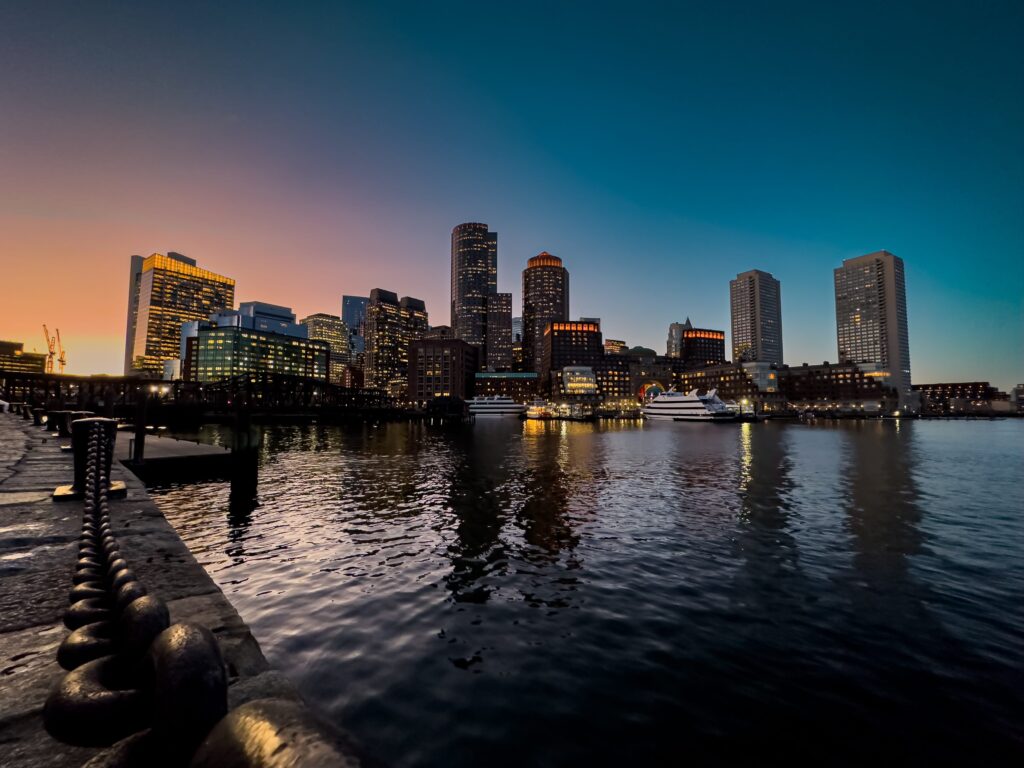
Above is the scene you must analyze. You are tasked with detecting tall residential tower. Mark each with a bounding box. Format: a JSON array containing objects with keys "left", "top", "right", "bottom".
[
  {"left": 522, "top": 252, "right": 569, "bottom": 373},
  {"left": 730, "top": 269, "right": 783, "bottom": 365},
  {"left": 450, "top": 223, "right": 497, "bottom": 351},
  {"left": 834, "top": 250, "right": 911, "bottom": 401}
]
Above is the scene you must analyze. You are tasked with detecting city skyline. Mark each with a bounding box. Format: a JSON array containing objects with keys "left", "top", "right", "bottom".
[{"left": 1, "top": 3, "right": 1022, "bottom": 389}]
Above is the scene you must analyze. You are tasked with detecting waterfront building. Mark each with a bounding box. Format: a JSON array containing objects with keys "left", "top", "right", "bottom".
[
  {"left": 604, "top": 339, "right": 627, "bottom": 355},
  {"left": 300, "top": 313, "right": 351, "bottom": 386},
  {"left": 192, "top": 327, "right": 328, "bottom": 384},
  {"left": 522, "top": 252, "right": 570, "bottom": 373},
  {"left": 450, "top": 223, "right": 498, "bottom": 350},
  {"left": 673, "top": 362, "right": 784, "bottom": 412},
  {"left": 473, "top": 371, "right": 539, "bottom": 403},
  {"left": 408, "top": 338, "right": 479, "bottom": 406},
  {"left": 0, "top": 340, "right": 47, "bottom": 374},
  {"left": 834, "top": 250, "right": 912, "bottom": 403},
  {"left": 594, "top": 355, "right": 634, "bottom": 408},
  {"left": 912, "top": 382, "right": 1010, "bottom": 415},
  {"left": 124, "top": 252, "right": 235, "bottom": 375},
  {"left": 730, "top": 269, "right": 783, "bottom": 364},
  {"left": 485, "top": 293, "right": 513, "bottom": 371},
  {"left": 540, "top": 321, "right": 603, "bottom": 395},
  {"left": 364, "top": 289, "right": 428, "bottom": 399},
  {"left": 552, "top": 366, "right": 601, "bottom": 404},
  {"left": 779, "top": 361, "right": 898, "bottom": 415}
]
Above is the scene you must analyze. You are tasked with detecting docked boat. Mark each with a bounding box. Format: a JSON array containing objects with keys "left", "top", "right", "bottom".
[
  {"left": 468, "top": 395, "right": 527, "bottom": 418},
  {"left": 643, "top": 388, "right": 737, "bottom": 422},
  {"left": 525, "top": 399, "right": 556, "bottom": 420}
]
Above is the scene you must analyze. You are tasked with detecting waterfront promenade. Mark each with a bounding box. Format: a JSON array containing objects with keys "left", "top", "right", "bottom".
[{"left": 0, "top": 415, "right": 298, "bottom": 767}]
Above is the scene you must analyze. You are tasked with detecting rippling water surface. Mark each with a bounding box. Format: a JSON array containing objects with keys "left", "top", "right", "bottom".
[{"left": 150, "top": 419, "right": 1024, "bottom": 765}]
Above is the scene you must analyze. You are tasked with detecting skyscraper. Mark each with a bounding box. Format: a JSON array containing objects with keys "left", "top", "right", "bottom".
[
  {"left": 124, "top": 252, "right": 235, "bottom": 375},
  {"left": 666, "top": 320, "right": 688, "bottom": 358},
  {"left": 730, "top": 269, "right": 783, "bottom": 364},
  {"left": 834, "top": 250, "right": 912, "bottom": 401},
  {"left": 301, "top": 313, "right": 351, "bottom": 385},
  {"left": 364, "top": 289, "right": 428, "bottom": 398},
  {"left": 522, "top": 252, "right": 569, "bottom": 373},
  {"left": 450, "top": 223, "right": 497, "bottom": 354},
  {"left": 485, "top": 293, "right": 513, "bottom": 371},
  {"left": 342, "top": 295, "right": 368, "bottom": 357}
]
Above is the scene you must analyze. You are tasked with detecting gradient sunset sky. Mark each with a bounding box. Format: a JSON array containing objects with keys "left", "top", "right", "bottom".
[{"left": 2, "top": 1, "right": 1022, "bottom": 389}]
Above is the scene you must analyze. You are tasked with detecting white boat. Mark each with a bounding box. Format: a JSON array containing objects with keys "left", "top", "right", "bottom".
[
  {"left": 468, "top": 395, "right": 527, "bottom": 418},
  {"left": 643, "top": 388, "right": 737, "bottom": 422}
]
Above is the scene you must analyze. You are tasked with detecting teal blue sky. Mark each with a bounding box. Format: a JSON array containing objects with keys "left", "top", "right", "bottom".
[{"left": 2, "top": 1, "right": 1022, "bottom": 387}]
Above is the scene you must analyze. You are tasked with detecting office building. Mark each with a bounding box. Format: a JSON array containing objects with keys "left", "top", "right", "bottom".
[
  {"left": 604, "top": 339, "right": 627, "bottom": 355},
  {"left": 450, "top": 223, "right": 497, "bottom": 350},
  {"left": 0, "top": 341, "right": 47, "bottom": 374},
  {"left": 364, "top": 289, "right": 428, "bottom": 398},
  {"left": 779, "top": 362, "right": 898, "bottom": 415},
  {"left": 522, "top": 252, "right": 570, "bottom": 373},
  {"left": 540, "top": 321, "right": 602, "bottom": 395},
  {"left": 424, "top": 325, "right": 453, "bottom": 340},
  {"left": 408, "top": 338, "right": 479, "bottom": 405},
  {"left": 834, "top": 250, "right": 912, "bottom": 402},
  {"left": 912, "top": 382, "right": 1009, "bottom": 415},
  {"left": 667, "top": 319, "right": 726, "bottom": 366},
  {"left": 124, "top": 252, "right": 235, "bottom": 375},
  {"left": 191, "top": 327, "right": 328, "bottom": 384},
  {"left": 730, "top": 269, "right": 783, "bottom": 364},
  {"left": 511, "top": 317, "right": 523, "bottom": 343},
  {"left": 342, "top": 295, "right": 368, "bottom": 359},
  {"left": 485, "top": 293, "right": 513, "bottom": 371},
  {"left": 301, "top": 313, "right": 351, "bottom": 386}
]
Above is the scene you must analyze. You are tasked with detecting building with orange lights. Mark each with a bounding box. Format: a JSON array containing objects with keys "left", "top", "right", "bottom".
[
  {"left": 124, "top": 252, "right": 235, "bottom": 375},
  {"left": 522, "top": 252, "right": 569, "bottom": 373},
  {"left": 540, "top": 321, "right": 602, "bottom": 396}
]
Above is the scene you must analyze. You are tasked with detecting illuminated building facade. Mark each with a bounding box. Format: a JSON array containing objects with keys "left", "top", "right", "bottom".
[
  {"left": 673, "top": 363, "right": 784, "bottom": 412},
  {"left": 300, "top": 313, "right": 351, "bottom": 386},
  {"left": 485, "top": 292, "right": 513, "bottom": 371},
  {"left": 192, "top": 328, "right": 328, "bottom": 384},
  {"left": 594, "top": 356, "right": 634, "bottom": 407},
  {"left": 779, "top": 362, "right": 898, "bottom": 414},
  {"left": 604, "top": 339, "right": 627, "bottom": 355},
  {"left": 522, "top": 252, "right": 570, "bottom": 373},
  {"left": 408, "top": 339, "right": 478, "bottom": 405},
  {"left": 540, "top": 321, "right": 603, "bottom": 395},
  {"left": 451, "top": 223, "right": 497, "bottom": 352},
  {"left": 0, "top": 341, "right": 47, "bottom": 374},
  {"left": 681, "top": 327, "right": 727, "bottom": 367},
  {"left": 834, "top": 250, "right": 911, "bottom": 402},
  {"left": 912, "top": 382, "right": 1009, "bottom": 415},
  {"left": 473, "top": 372, "right": 539, "bottom": 403},
  {"left": 365, "top": 289, "right": 428, "bottom": 398},
  {"left": 124, "top": 252, "right": 235, "bottom": 375},
  {"left": 730, "top": 269, "right": 783, "bottom": 364}
]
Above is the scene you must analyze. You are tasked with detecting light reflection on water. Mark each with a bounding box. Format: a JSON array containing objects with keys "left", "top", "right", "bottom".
[{"left": 150, "top": 419, "right": 1024, "bottom": 766}]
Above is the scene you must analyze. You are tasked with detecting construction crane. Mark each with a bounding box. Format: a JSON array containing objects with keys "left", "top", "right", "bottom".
[
  {"left": 42, "top": 324, "right": 55, "bottom": 374},
  {"left": 56, "top": 329, "right": 67, "bottom": 374}
]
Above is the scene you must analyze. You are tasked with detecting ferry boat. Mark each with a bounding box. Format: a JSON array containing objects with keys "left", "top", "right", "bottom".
[
  {"left": 643, "top": 388, "right": 737, "bottom": 422},
  {"left": 467, "top": 395, "right": 527, "bottom": 418}
]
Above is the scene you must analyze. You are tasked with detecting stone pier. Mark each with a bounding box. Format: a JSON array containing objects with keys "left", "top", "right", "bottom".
[{"left": 0, "top": 415, "right": 299, "bottom": 767}]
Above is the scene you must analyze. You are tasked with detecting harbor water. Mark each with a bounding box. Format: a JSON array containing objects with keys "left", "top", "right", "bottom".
[{"left": 149, "top": 419, "right": 1024, "bottom": 766}]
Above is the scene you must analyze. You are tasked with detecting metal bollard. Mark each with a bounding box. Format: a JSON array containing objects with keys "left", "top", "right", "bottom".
[{"left": 55, "top": 417, "right": 125, "bottom": 501}]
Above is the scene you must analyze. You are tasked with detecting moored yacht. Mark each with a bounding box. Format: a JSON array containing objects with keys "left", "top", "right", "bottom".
[
  {"left": 468, "top": 395, "right": 527, "bottom": 418},
  {"left": 643, "top": 388, "right": 737, "bottom": 422}
]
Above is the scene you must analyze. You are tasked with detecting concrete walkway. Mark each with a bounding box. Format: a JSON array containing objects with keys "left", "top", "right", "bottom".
[{"left": 0, "top": 415, "right": 297, "bottom": 767}]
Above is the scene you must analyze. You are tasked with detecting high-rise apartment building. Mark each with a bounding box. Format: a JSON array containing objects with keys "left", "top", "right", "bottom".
[
  {"left": 301, "top": 313, "right": 351, "bottom": 386},
  {"left": 485, "top": 293, "right": 513, "bottom": 371},
  {"left": 124, "top": 252, "right": 235, "bottom": 375},
  {"left": 365, "top": 289, "right": 428, "bottom": 398},
  {"left": 834, "top": 250, "right": 911, "bottom": 400},
  {"left": 522, "top": 252, "right": 569, "bottom": 374},
  {"left": 450, "top": 223, "right": 497, "bottom": 353},
  {"left": 730, "top": 269, "right": 783, "bottom": 365}
]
